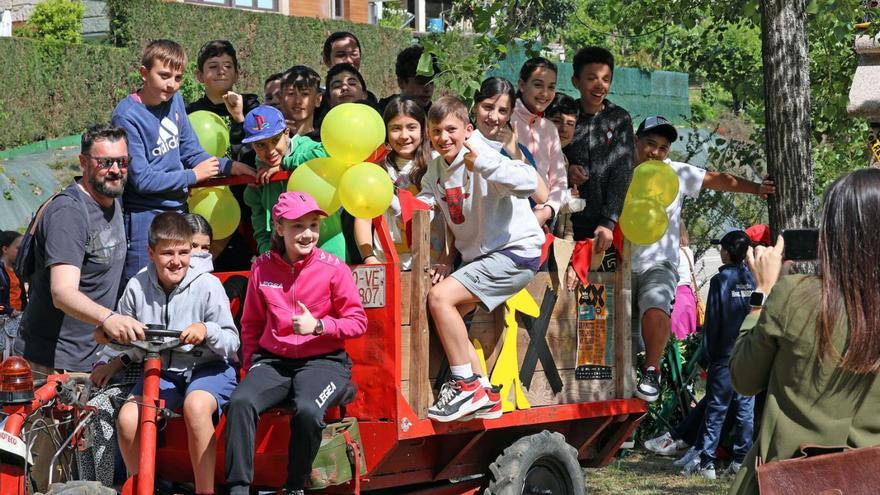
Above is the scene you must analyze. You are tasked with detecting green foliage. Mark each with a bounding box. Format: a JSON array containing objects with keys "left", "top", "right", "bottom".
[
  {"left": 0, "top": 0, "right": 409, "bottom": 150},
  {"left": 378, "top": 0, "right": 412, "bottom": 30},
  {"left": 0, "top": 37, "right": 134, "bottom": 150},
  {"left": 420, "top": 0, "right": 571, "bottom": 104},
  {"left": 106, "top": 0, "right": 409, "bottom": 99},
  {"left": 17, "top": 0, "right": 85, "bottom": 44}
]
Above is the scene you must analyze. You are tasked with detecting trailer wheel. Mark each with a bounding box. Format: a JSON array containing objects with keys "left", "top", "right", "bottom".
[
  {"left": 485, "top": 430, "right": 585, "bottom": 495},
  {"left": 39, "top": 481, "right": 116, "bottom": 495}
]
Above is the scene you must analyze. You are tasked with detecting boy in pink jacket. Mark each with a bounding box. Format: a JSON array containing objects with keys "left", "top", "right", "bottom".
[{"left": 224, "top": 192, "right": 367, "bottom": 495}]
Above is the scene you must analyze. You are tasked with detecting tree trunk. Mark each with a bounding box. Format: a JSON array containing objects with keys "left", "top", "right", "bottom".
[{"left": 760, "top": 0, "right": 817, "bottom": 233}]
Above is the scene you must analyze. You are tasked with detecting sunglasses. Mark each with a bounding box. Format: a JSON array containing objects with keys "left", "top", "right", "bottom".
[{"left": 86, "top": 155, "right": 130, "bottom": 169}]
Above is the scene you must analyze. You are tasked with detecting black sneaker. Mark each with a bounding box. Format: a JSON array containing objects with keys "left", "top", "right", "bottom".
[
  {"left": 280, "top": 489, "right": 305, "bottom": 495},
  {"left": 636, "top": 367, "right": 661, "bottom": 402}
]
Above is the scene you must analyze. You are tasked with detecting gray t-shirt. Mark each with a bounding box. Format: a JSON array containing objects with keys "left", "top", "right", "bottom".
[{"left": 15, "top": 180, "right": 126, "bottom": 371}]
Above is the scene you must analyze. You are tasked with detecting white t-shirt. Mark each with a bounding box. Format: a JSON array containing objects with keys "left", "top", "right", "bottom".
[
  {"left": 677, "top": 246, "right": 695, "bottom": 286},
  {"left": 632, "top": 160, "right": 706, "bottom": 273}
]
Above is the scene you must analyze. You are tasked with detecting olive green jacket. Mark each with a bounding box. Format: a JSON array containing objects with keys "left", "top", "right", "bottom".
[{"left": 729, "top": 274, "right": 880, "bottom": 494}]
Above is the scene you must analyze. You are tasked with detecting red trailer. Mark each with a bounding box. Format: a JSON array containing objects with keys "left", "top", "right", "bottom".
[{"left": 1, "top": 187, "right": 644, "bottom": 495}]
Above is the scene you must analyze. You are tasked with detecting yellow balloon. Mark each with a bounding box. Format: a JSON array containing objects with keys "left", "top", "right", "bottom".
[
  {"left": 619, "top": 197, "right": 669, "bottom": 245},
  {"left": 187, "top": 186, "right": 240, "bottom": 240},
  {"left": 321, "top": 103, "right": 385, "bottom": 164},
  {"left": 287, "top": 157, "right": 348, "bottom": 213},
  {"left": 628, "top": 160, "right": 679, "bottom": 207},
  {"left": 338, "top": 162, "right": 393, "bottom": 219}
]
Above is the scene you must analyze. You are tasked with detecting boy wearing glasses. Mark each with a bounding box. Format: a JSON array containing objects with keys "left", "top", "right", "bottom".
[
  {"left": 14, "top": 123, "right": 147, "bottom": 491},
  {"left": 112, "top": 39, "right": 255, "bottom": 283}
]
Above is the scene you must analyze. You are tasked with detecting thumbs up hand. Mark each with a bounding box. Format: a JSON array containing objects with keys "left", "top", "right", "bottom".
[{"left": 291, "top": 301, "right": 319, "bottom": 335}]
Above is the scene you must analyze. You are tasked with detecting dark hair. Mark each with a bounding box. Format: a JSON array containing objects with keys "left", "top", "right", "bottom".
[
  {"left": 473, "top": 77, "right": 516, "bottom": 107},
  {"left": 282, "top": 65, "right": 321, "bottom": 91},
  {"left": 141, "top": 39, "right": 186, "bottom": 71},
  {"left": 0, "top": 231, "right": 21, "bottom": 250},
  {"left": 544, "top": 93, "right": 578, "bottom": 119},
  {"left": 572, "top": 46, "right": 615, "bottom": 80},
  {"left": 518, "top": 57, "right": 558, "bottom": 83},
  {"left": 264, "top": 72, "right": 284, "bottom": 87},
  {"left": 81, "top": 123, "right": 127, "bottom": 155},
  {"left": 148, "top": 212, "right": 193, "bottom": 249},
  {"left": 196, "top": 40, "right": 239, "bottom": 72},
  {"left": 325, "top": 63, "right": 367, "bottom": 92},
  {"left": 428, "top": 95, "right": 470, "bottom": 126},
  {"left": 395, "top": 45, "right": 439, "bottom": 79},
  {"left": 322, "top": 31, "right": 361, "bottom": 64},
  {"left": 325, "top": 63, "right": 368, "bottom": 108},
  {"left": 817, "top": 168, "right": 880, "bottom": 374},
  {"left": 184, "top": 213, "right": 213, "bottom": 241},
  {"left": 382, "top": 96, "right": 432, "bottom": 189}
]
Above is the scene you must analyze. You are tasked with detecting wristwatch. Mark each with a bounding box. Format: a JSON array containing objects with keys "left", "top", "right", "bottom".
[
  {"left": 313, "top": 319, "right": 324, "bottom": 336},
  {"left": 749, "top": 291, "right": 767, "bottom": 308}
]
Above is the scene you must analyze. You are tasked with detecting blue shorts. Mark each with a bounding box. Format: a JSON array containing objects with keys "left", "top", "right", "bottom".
[{"left": 130, "top": 360, "right": 237, "bottom": 421}]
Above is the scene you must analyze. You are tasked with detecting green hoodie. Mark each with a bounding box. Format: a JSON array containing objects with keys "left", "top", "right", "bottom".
[{"left": 243, "top": 134, "right": 348, "bottom": 261}]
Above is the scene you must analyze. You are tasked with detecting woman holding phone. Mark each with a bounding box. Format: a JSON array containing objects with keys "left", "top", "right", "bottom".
[{"left": 728, "top": 168, "right": 880, "bottom": 494}]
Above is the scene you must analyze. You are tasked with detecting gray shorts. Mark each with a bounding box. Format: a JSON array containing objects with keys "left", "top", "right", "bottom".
[
  {"left": 451, "top": 252, "right": 537, "bottom": 312},
  {"left": 631, "top": 260, "right": 678, "bottom": 355},
  {"left": 632, "top": 260, "right": 679, "bottom": 319}
]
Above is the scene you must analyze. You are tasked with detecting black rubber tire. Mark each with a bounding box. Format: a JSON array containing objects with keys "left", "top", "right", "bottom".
[
  {"left": 485, "top": 430, "right": 585, "bottom": 495},
  {"left": 39, "top": 480, "right": 116, "bottom": 495}
]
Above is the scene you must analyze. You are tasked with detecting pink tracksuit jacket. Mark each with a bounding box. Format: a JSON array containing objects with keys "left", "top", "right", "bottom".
[
  {"left": 512, "top": 98, "right": 569, "bottom": 215},
  {"left": 240, "top": 248, "right": 367, "bottom": 369}
]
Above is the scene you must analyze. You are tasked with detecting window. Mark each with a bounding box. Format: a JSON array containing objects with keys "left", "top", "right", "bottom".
[
  {"left": 330, "top": 0, "right": 344, "bottom": 18},
  {"left": 186, "top": 0, "right": 279, "bottom": 11}
]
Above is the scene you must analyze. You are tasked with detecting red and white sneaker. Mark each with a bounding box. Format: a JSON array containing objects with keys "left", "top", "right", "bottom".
[
  {"left": 427, "top": 376, "right": 489, "bottom": 422},
  {"left": 461, "top": 385, "right": 503, "bottom": 421}
]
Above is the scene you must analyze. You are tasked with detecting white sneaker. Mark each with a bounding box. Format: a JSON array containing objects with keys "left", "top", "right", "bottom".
[
  {"left": 727, "top": 461, "right": 743, "bottom": 475},
  {"left": 673, "top": 447, "right": 700, "bottom": 467},
  {"left": 681, "top": 458, "right": 716, "bottom": 480},
  {"left": 644, "top": 432, "right": 689, "bottom": 456}
]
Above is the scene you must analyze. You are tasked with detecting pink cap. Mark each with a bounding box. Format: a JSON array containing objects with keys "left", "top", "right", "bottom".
[{"left": 272, "top": 192, "right": 327, "bottom": 221}]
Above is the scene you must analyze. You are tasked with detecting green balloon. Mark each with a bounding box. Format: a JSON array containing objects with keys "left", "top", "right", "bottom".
[{"left": 189, "top": 111, "right": 230, "bottom": 157}]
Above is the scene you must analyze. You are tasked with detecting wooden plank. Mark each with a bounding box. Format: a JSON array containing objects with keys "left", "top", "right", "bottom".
[
  {"left": 614, "top": 241, "right": 634, "bottom": 399},
  {"left": 521, "top": 369, "right": 617, "bottom": 406},
  {"left": 400, "top": 273, "right": 411, "bottom": 326},
  {"left": 407, "top": 210, "right": 432, "bottom": 418}
]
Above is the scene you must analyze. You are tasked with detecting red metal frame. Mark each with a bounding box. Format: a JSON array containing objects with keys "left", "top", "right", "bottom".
[
  {"left": 121, "top": 355, "right": 164, "bottom": 495},
  {"left": 1, "top": 374, "right": 69, "bottom": 495}
]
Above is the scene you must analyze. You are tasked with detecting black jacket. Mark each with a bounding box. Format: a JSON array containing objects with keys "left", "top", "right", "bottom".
[{"left": 564, "top": 99, "right": 635, "bottom": 240}]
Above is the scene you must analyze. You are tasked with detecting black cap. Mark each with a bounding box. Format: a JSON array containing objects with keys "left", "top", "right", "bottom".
[
  {"left": 636, "top": 115, "right": 678, "bottom": 143},
  {"left": 710, "top": 230, "right": 751, "bottom": 261}
]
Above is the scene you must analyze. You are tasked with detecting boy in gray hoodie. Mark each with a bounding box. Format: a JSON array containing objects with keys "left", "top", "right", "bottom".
[
  {"left": 418, "top": 96, "right": 544, "bottom": 423},
  {"left": 115, "top": 212, "right": 239, "bottom": 494}
]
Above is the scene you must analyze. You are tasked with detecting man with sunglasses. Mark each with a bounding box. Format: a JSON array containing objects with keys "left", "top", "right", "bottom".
[
  {"left": 16, "top": 123, "right": 146, "bottom": 375},
  {"left": 14, "top": 123, "right": 147, "bottom": 490}
]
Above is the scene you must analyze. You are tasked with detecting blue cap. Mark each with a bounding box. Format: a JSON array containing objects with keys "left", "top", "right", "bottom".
[{"left": 241, "top": 105, "right": 286, "bottom": 144}]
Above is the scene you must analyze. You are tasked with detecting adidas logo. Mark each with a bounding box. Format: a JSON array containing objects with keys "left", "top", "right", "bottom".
[{"left": 151, "top": 116, "right": 180, "bottom": 157}]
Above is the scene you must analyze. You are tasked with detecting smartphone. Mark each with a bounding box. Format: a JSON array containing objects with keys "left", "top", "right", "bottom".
[{"left": 782, "top": 229, "right": 819, "bottom": 261}]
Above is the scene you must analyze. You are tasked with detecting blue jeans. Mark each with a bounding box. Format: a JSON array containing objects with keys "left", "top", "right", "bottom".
[
  {"left": 123, "top": 209, "right": 181, "bottom": 284},
  {"left": 699, "top": 363, "right": 754, "bottom": 464}
]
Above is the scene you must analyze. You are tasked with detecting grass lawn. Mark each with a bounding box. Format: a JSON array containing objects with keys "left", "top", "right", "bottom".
[{"left": 585, "top": 451, "right": 732, "bottom": 495}]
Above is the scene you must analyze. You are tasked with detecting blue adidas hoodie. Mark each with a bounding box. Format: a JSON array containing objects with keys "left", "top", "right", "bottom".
[
  {"left": 703, "top": 263, "right": 755, "bottom": 364},
  {"left": 112, "top": 92, "right": 232, "bottom": 212}
]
